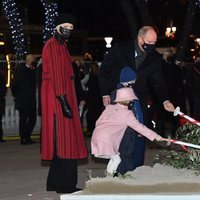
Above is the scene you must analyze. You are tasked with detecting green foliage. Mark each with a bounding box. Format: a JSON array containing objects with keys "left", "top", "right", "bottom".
[
  {"left": 117, "top": 172, "right": 134, "bottom": 180},
  {"left": 87, "top": 169, "right": 93, "bottom": 179},
  {"left": 155, "top": 123, "right": 200, "bottom": 173}
]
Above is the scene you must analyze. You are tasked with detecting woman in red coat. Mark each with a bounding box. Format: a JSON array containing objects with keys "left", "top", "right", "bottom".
[{"left": 41, "top": 14, "right": 88, "bottom": 193}]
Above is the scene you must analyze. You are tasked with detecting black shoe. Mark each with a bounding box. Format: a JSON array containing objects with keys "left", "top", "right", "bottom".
[
  {"left": 20, "top": 139, "right": 32, "bottom": 145},
  {"left": 113, "top": 172, "right": 119, "bottom": 177},
  {"left": 21, "top": 138, "right": 36, "bottom": 145},
  {"left": 27, "top": 138, "right": 36, "bottom": 144}
]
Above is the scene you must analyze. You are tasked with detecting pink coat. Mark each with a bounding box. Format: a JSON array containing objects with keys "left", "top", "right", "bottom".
[{"left": 91, "top": 103, "right": 158, "bottom": 156}]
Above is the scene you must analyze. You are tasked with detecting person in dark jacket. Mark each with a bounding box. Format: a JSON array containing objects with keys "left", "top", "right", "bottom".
[
  {"left": 99, "top": 26, "right": 175, "bottom": 174},
  {"left": 160, "top": 50, "right": 185, "bottom": 135},
  {"left": 179, "top": 56, "right": 200, "bottom": 121},
  {"left": 72, "top": 60, "right": 86, "bottom": 119},
  {"left": 36, "top": 57, "right": 42, "bottom": 117},
  {"left": 191, "top": 58, "right": 200, "bottom": 121},
  {"left": 0, "top": 68, "right": 7, "bottom": 142},
  {"left": 86, "top": 62, "right": 103, "bottom": 135},
  {"left": 12, "top": 54, "right": 37, "bottom": 145}
]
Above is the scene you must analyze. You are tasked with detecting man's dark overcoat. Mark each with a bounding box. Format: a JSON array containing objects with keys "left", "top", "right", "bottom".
[
  {"left": 99, "top": 40, "right": 169, "bottom": 117},
  {"left": 11, "top": 64, "right": 36, "bottom": 111}
]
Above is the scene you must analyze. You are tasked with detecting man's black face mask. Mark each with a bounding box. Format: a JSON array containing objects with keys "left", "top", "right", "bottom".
[
  {"left": 59, "top": 26, "right": 71, "bottom": 39},
  {"left": 142, "top": 42, "right": 155, "bottom": 54}
]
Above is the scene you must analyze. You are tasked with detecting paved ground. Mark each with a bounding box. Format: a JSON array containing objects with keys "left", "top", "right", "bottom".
[{"left": 0, "top": 137, "right": 162, "bottom": 200}]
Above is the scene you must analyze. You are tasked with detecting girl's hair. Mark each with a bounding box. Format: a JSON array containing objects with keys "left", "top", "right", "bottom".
[{"left": 118, "top": 101, "right": 130, "bottom": 106}]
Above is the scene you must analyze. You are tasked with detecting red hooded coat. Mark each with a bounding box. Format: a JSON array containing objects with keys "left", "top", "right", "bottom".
[{"left": 41, "top": 37, "right": 87, "bottom": 160}]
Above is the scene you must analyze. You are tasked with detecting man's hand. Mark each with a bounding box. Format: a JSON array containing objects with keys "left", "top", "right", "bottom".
[
  {"left": 163, "top": 100, "right": 175, "bottom": 112},
  {"left": 102, "top": 96, "right": 111, "bottom": 107}
]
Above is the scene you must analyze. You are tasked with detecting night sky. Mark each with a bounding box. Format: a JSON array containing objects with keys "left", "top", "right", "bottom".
[
  {"left": 16, "top": 0, "right": 200, "bottom": 40},
  {"left": 25, "top": 0, "right": 128, "bottom": 38}
]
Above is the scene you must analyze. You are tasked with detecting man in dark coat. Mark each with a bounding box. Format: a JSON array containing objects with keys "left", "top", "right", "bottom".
[
  {"left": 99, "top": 26, "right": 175, "bottom": 174},
  {"left": 179, "top": 56, "right": 200, "bottom": 121},
  {"left": 191, "top": 59, "right": 200, "bottom": 121},
  {"left": 0, "top": 68, "right": 7, "bottom": 142},
  {"left": 160, "top": 50, "right": 185, "bottom": 135},
  {"left": 41, "top": 14, "right": 88, "bottom": 193},
  {"left": 86, "top": 62, "right": 103, "bottom": 134},
  {"left": 12, "top": 54, "right": 37, "bottom": 145}
]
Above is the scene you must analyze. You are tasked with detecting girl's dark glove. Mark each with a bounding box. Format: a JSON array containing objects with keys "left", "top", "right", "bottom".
[{"left": 57, "top": 95, "right": 72, "bottom": 118}]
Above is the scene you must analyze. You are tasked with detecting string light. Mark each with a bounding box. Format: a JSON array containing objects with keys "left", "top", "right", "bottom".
[
  {"left": 41, "top": 0, "right": 58, "bottom": 43},
  {"left": 196, "top": 0, "right": 200, "bottom": 6},
  {"left": 2, "top": 0, "right": 27, "bottom": 60}
]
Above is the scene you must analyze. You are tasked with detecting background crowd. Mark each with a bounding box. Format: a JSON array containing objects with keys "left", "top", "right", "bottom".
[{"left": 0, "top": 49, "right": 200, "bottom": 143}]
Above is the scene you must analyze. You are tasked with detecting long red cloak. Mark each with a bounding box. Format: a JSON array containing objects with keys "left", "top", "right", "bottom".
[{"left": 41, "top": 37, "right": 88, "bottom": 160}]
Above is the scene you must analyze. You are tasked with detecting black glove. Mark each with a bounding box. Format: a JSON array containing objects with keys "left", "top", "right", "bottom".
[{"left": 57, "top": 95, "right": 72, "bottom": 118}]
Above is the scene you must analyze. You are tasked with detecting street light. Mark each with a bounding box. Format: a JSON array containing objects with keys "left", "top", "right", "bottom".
[
  {"left": 104, "top": 37, "right": 113, "bottom": 48},
  {"left": 165, "top": 26, "right": 176, "bottom": 39},
  {"left": 196, "top": 38, "right": 200, "bottom": 45}
]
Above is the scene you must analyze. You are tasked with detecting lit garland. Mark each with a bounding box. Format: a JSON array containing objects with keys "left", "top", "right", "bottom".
[
  {"left": 2, "top": 0, "right": 27, "bottom": 60},
  {"left": 196, "top": 0, "right": 200, "bottom": 6},
  {"left": 41, "top": 0, "right": 58, "bottom": 42}
]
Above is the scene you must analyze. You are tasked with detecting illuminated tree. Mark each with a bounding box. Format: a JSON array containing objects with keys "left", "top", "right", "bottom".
[
  {"left": 41, "top": 0, "right": 58, "bottom": 43},
  {"left": 2, "top": 0, "right": 27, "bottom": 60}
]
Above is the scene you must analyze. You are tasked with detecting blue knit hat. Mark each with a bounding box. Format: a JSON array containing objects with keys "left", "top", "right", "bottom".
[{"left": 120, "top": 66, "right": 137, "bottom": 83}]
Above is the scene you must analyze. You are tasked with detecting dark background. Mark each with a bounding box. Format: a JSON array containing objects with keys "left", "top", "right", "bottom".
[
  {"left": 17, "top": 0, "right": 200, "bottom": 39},
  {"left": 1, "top": 0, "right": 199, "bottom": 58}
]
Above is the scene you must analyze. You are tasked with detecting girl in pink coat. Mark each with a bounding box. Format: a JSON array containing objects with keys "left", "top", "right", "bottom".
[{"left": 91, "top": 87, "right": 164, "bottom": 175}]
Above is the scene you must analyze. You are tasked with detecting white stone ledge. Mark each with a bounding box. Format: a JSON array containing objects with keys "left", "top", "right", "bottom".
[{"left": 60, "top": 194, "right": 200, "bottom": 200}]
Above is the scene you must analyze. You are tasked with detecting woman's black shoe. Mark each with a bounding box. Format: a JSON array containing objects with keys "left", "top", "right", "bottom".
[
  {"left": 27, "top": 138, "right": 36, "bottom": 144},
  {"left": 20, "top": 139, "right": 31, "bottom": 145},
  {"left": 21, "top": 138, "right": 36, "bottom": 145}
]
